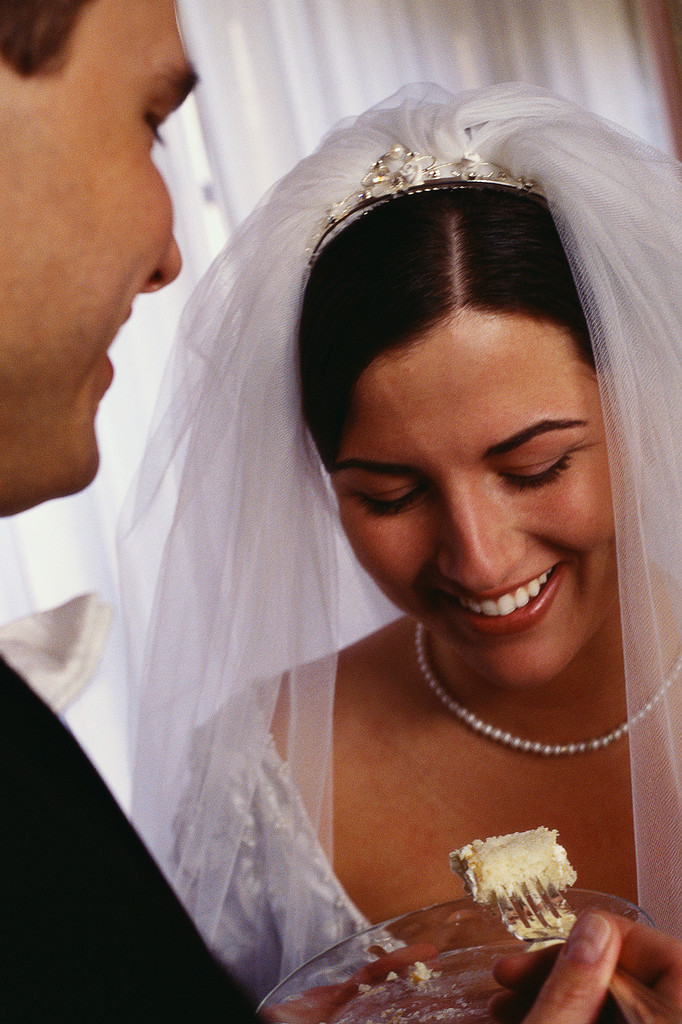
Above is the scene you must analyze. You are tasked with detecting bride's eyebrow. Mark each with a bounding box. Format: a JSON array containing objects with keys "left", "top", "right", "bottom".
[
  {"left": 333, "top": 420, "right": 588, "bottom": 472},
  {"left": 332, "top": 458, "right": 415, "bottom": 475},
  {"left": 486, "top": 419, "right": 587, "bottom": 457}
]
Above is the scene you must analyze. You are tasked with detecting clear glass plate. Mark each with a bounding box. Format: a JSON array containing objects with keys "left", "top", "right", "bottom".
[{"left": 260, "top": 890, "right": 652, "bottom": 1023}]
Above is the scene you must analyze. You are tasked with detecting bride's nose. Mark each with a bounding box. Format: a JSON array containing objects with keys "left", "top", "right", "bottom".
[{"left": 435, "top": 485, "right": 525, "bottom": 594}]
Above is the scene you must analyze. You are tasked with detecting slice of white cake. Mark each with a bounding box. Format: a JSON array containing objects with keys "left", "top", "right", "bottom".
[{"left": 449, "top": 827, "right": 577, "bottom": 905}]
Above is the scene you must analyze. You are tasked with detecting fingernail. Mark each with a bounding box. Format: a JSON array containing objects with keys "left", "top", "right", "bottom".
[{"left": 564, "top": 912, "right": 611, "bottom": 965}]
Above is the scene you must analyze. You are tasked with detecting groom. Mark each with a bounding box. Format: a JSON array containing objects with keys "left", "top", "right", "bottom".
[{"left": 0, "top": 0, "right": 257, "bottom": 1018}]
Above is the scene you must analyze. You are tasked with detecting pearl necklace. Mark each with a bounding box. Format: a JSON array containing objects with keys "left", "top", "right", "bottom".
[{"left": 414, "top": 622, "right": 682, "bottom": 757}]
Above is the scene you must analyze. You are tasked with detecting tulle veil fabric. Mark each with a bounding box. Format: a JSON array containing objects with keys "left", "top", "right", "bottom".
[{"left": 119, "top": 83, "right": 682, "bottom": 983}]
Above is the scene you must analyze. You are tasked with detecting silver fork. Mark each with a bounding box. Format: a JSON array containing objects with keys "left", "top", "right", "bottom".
[
  {"left": 494, "top": 880, "right": 682, "bottom": 1024},
  {"left": 494, "top": 879, "right": 576, "bottom": 943}
]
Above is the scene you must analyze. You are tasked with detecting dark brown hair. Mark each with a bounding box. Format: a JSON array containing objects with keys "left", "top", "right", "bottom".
[
  {"left": 0, "top": 0, "right": 94, "bottom": 75},
  {"left": 299, "top": 187, "right": 592, "bottom": 470}
]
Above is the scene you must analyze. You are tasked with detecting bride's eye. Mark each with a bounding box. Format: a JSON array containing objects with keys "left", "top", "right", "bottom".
[
  {"left": 359, "top": 484, "right": 427, "bottom": 515},
  {"left": 503, "top": 453, "right": 573, "bottom": 491}
]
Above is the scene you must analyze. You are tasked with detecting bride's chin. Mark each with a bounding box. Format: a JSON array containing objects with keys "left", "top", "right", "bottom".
[{"left": 428, "top": 622, "right": 579, "bottom": 696}]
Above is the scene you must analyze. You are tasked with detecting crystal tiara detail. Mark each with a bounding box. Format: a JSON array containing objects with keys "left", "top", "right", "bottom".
[{"left": 307, "top": 143, "right": 544, "bottom": 262}]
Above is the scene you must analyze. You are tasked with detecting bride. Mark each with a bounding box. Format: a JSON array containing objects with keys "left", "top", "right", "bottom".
[{"left": 120, "top": 83, "right": 682, "bottom": 1001}]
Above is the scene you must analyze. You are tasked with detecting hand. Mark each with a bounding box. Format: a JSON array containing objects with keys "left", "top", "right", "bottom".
[
  {"left": 490, "top": 910, "right": 682, "bottom": 1024},
  {"left": 260, "top": 942, "right": 439, "bottom": 1023}
]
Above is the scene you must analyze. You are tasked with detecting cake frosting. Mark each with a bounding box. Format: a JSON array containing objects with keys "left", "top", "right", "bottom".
[{"left": 449, "top": 827, "right": 577, "bottom": 905}]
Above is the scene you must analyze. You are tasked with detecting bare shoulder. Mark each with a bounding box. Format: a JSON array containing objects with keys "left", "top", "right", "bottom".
[
  {"left": 273, "top": 616, "right": 421, "bottom": 753},
  {"left": 336, "top": 616, "right": 423, "bottom": 708},
  {"left": 339, "top": 615, "right": 412, "bottom": 670}
]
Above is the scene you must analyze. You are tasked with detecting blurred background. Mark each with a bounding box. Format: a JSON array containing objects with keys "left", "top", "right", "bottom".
[{"left": 2, "top": 0, "right": 679, "bottom": 808}]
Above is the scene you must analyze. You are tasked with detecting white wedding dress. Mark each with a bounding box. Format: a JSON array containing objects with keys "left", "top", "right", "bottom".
[{"left": 173, "top": 736, "right": 369, "bottom": 1001}]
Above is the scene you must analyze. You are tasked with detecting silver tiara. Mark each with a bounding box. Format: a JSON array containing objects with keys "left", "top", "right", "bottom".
[{"left": 307, "top": 143, "right": 543, "bottom": 262}]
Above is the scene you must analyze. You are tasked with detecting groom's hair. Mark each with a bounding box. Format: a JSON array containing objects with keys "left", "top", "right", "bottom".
[{"left": 0, "top": 0, "right": 95, "bottom": 75}]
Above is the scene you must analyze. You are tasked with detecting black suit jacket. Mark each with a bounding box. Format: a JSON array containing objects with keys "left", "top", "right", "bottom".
[{"left": 0, "top": 657, "right": 259, "bottom": 1021}]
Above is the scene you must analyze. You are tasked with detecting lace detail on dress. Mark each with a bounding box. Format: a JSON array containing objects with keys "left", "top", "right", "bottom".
[{"left": 173, "top": 735, "right": 369, "bottom": 1002}]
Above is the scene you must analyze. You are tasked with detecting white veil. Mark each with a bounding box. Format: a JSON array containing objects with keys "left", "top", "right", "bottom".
[{"left": 120, "top": 84, "right": 682, "bottom": 990}]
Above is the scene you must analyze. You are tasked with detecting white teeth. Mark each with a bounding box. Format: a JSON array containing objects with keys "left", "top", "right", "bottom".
[
  {"left": 459, "top": 570, "right": 551, "bottom": 617},
  {"left": 497, "top": 594, "right": 517, "bottom": 616}
]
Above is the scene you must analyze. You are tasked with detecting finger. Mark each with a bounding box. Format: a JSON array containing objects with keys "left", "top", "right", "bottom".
[
  {"left": 514, "top": 911, "right": 621, "bottom": 1024},
  {"left": 354, "top": 942, "right": 440, "bottom": 985},
  {"left": 493, "top": 944, "right": 561, "bottom": 994},
  {"left": 261, "top": 982, "right": 353, "bottom": 1023},
  {"left": 489, "top": 987, "right": 535, "bottom": 1024},
  {"left": 263, "top": 942, "right": 441, "bottom": 1023},
  {"left": 616, "top": 919, "right": 682, "bottom": 1006}
]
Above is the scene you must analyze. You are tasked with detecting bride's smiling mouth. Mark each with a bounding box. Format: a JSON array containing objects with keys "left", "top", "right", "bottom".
[
  {"left": 433, "top": 565, "right": 562, "bottom": 635},
  {"left": 456, "top": 566, "right": 556, "bottom": 617}
]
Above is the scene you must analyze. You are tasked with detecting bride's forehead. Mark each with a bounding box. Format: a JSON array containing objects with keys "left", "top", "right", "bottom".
[
  {"left": 345, "top": 318, "right": 597, "bottom": 448},
  {"left": 356, "top": 310, "right": 585, "bottom": 391}
]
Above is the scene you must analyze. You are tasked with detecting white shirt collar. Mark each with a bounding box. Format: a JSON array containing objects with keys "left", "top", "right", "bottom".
[{"left": 0, "top": 594, "right": 112, "bottom": 713}]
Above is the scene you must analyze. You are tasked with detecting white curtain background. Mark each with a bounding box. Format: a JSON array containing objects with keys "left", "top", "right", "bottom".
[{"left": 0, "top": 0, "right": 671, "bottom": 810}]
